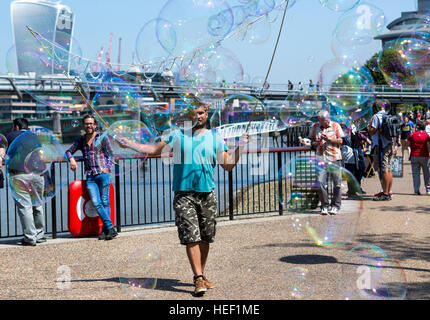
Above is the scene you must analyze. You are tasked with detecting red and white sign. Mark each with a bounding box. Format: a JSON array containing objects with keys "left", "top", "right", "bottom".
[{"left": 68, "top": 180, "right": 115, "bottom": 237}]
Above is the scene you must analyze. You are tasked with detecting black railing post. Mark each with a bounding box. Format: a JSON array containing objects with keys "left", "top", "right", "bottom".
[
  {"left": 115, "top": 163, "right": 121, "bottom": 232},
  {"left": 228, "top": 170, "right": 234, "bottom": 220},
  {"left": 277, "top": 151, "right": 283, "bottom": 216},
  {"left": 51, "top": 163, "right": 57, "bottom": 239}
]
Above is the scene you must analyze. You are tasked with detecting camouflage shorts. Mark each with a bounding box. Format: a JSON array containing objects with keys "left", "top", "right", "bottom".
[{"left": 173, "top": 191, "right": 218, "bottom": 245}]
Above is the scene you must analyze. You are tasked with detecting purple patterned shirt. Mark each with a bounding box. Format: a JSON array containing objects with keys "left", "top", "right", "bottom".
[{"left": 66, "top": 133, "right": 114, "bottom": 176}]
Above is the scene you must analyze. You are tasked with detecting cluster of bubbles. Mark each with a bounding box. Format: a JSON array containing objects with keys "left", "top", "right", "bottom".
[{"left": 0, "top": 0, "right": 416, "bottom": 300}]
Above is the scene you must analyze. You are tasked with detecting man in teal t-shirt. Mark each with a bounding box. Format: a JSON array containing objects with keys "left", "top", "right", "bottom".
[{"left": 125, "top": 104, "right": 249, "bottom": 296}]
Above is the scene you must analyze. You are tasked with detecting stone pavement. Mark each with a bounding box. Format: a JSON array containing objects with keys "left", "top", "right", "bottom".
[{"left": 0, "top": 159, "right": 429, "bottom": 300}]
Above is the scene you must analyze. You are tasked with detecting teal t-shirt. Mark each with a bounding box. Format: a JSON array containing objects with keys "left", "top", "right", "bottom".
[{"left": 162, "top": 129, "right": 228, "bottom": 192}]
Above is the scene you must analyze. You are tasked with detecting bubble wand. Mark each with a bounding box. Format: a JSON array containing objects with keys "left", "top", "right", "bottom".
[{"left": 26, "top": 25, "right": 111, "bottom": 130}]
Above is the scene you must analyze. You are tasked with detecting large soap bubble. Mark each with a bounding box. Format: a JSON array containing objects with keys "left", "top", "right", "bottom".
[
  {"left": 278, "top": 155, "right": 362, "bottom": 248},
  {"left": 156, "top": 0, "right": 234, "bottom": 58},
  {"left": 135, "top": 18, "right": 175, "bottom": 68},
  {"left": 210, "top": 94, "right": 266, "bottom": 129},
  {"left": 101, "top": 120, "right": 156, "bottom": 160},
  {"left": 319, "top": 60, "right": 375, "bottom": 111},
  {"left": 337, "top": 244, "right": 408, "bottom": 300},
  {"left": 118, "top": 246, "right": 162, "bottom": 299},
  {"left": 6, "top": 127, "right": 67, "bottom": 206},
  {"left": 334, "top": 3, "right": 386, "bottom": 47},
  {"left": 378, "top": 34, "right": 430, "bottom": 89},
  {"left": 319, "top": 0, "right": 360, "bottom": 12}
]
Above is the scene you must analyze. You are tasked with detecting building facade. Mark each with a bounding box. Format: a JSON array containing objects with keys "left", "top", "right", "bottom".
[
  {"left": 375, "top": 0, "right": 430, "bottom": 45},
  {"left": 10, "top": 0, "right": 75, "bottom": 76}
]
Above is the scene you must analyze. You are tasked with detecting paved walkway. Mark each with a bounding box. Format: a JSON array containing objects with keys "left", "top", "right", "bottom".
[{"left": 0, "top": 159, "right": 429, "bottom": 300}]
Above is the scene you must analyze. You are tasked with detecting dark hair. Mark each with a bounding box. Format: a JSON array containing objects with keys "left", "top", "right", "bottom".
[
  {"left": 82, "top": 114, "right": 97, "bottom": 124},
  {"left": 416, "top": 120, "right": 426, "bottom": 131},
  {"left": 372, "top": 99, "right": 391, "bottom": 112},
  {"left": 13, "top": 118, "right": 28, "bottom": 130}
]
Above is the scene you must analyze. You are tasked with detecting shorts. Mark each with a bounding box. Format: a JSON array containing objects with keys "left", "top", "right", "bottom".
[
  {"left": 173, "top": 191, "right": 218, "bottom": 245},
  {"left": 373, "top": 144, "right": 393, "bottom": 173}
]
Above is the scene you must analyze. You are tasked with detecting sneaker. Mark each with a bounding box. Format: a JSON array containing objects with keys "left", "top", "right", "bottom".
[
  {"left": 98, "top": 231, "right": 107, "bottom": 240},
  {"left": 105, "top": 228, "right": 118, "bottom": 240},
  {"left": 193, "top": 276, "right": 207, "bottom": 295},
  {"left": 374, "top": 191, "right": 383, "bottom": 197},
  {"left": 374, "top": 191, "right": 393, "bottom": 197},
  {"left": 21, "top": 240, "right": 36, "bottom": 246},
  {"left": 36, "top": 237, "right": 47, "bottom": 243},
  {"left": 329, "top": 207, "right": 339, "bottom": 215},
  {"left": 373, "top": 193, "right": 391, "bottom": 201},
  {"left": 320, "top": 207, "right": 329, "bottom": 216},
  {"left": 415, "top": 191, "right": 421, "bottom": 195},
  {"left": 202, "top": 275, "right": 215, "bottom": 289}
]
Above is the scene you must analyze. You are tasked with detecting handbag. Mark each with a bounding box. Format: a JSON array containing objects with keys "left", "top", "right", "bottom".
[{"left": 392, "top": 156, "right": 403, "bottom": 178}]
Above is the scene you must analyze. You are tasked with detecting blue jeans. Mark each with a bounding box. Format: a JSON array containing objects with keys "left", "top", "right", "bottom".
[{"left": 86, "top": 173, "right": 113, "bottom": 232}]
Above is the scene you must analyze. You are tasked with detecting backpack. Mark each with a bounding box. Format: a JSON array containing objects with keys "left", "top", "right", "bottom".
[{"left": 380, "top": 113, "right": 401, "bottom": 139}]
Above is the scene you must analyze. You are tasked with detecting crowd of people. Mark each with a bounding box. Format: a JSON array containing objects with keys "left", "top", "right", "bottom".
[{"left": 303, "top": 100, "right": 430, "bottom": 216}]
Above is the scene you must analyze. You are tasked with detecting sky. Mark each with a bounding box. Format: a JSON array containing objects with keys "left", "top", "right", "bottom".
[{"left": 0, "top": 0, "right": 418, "bottom": 85}]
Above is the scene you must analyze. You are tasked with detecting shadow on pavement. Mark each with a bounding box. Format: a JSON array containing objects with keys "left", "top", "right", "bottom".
[
  {"left": 280, "top": 254, "right": 338, "bottom": 265},
  {"left": 70, "top": 277, "right": 193, "bottom": 295}
]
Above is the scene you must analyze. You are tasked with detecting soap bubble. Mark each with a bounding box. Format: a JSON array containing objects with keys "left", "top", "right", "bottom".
[
  {"left": 278, "top": 155, "right": 362, "bottom": 248},
  {"left": 319, "top": 0, "right": 360, "bottom": 12},
  {"left": 210, "top": 94, "right": 266, "bottom": 129},
  {"left": 119, "top": 246, "right": 162, "bottom": 299},
  {"left": 6, "top": 127, "right": 67, "bottom": 206},
  {"left": 136, "top": 18, "right": 174, "bottom": 67},
  {"left": 337, "top": 244, "right": 408, "bottom": 300},
  {"left": 97, "top": 120, "right": 157, "bottom": 175},
  {"left": 175, "top": 46, "right": 244, "bottom": 103},
  {"left": 378, "top": 34, "right": 430, "bottom": 89},
  {"left": 334, "top": 3, "right": 386, "bottom": 47},
  {"left": 285, "top": 267, "right": 314, "bottom": 299},
  {"left": 319, "top": 60, "right": 375, "bottom": 111},
  {"left": 156, "top": 0, "right": 234, "bottom": 58}
]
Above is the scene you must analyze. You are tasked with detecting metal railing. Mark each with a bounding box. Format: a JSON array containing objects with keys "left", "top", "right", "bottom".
[{"left": 0, "top": 144, "right": 315, "bottom": 240}]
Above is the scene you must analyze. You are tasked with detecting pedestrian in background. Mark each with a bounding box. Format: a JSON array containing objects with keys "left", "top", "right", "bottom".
[
  {"left": 308, "top": 110, "right": 345, "bottom": 215},
  {"left": 407, "top": 120, "right": 430, "bottom": 195},
  {"left": 6, "top": 118, "right": 46, "bottom": 246}
]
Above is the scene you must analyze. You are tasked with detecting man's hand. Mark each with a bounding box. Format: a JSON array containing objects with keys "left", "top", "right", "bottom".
[
  {"left": 69, "top": 158, "right": 77, "bottom": 171},
  {"left": 393, "top": 144, "right": 398, "bottom": 156},
  {"left": 239, "top": 133, "right": 250, "bottom": 147},
  {"left": 321, "top": 133, "right": 328, "bottom": 141}
]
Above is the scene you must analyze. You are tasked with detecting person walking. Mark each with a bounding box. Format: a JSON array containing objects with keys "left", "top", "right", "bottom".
[
  {"left": 367, "top": 99, "right": 398, "bottom": 201},
  {"left": 407, "top": 120, "right": 430, "bottom": 195},
  {"left": 308, "top": 110, "right": 345, "bottom": 215},
  {"left": 5, "top": 118, "right": 46, "bottom": 246},
  {"left": 121, "top": 104, "right": 249, "bottom": 296},
  {"left": 66, "top": 114, "right": 118, "bottom": 240},
  {"left": 341, "top": 122, "right": 371, "bottom": 196},
  {"left": 400, "top": 116, "right": 414, "bottom": 160}
]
